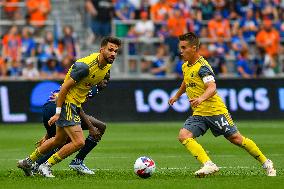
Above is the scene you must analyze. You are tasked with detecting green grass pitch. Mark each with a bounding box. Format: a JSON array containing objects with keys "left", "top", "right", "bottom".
[{"left": 0, "top": 121, "right": 283, "bottom": 189}]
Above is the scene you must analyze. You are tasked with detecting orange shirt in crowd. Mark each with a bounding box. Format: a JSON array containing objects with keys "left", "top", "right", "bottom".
[
  {"left": 167, "top": 16, "right": 187, "bottom": 37},
  {"left": 208, "top": 19, "right": 231, "bottom": 38},
  {"left": 2, "top": 34, "right": 21, "bottom": 62},
  {"left": 150, "top": 2, "right": 172, "bottom": 23},
  {"left": 4, "top": 0, "right": 20, "bottom": 13},
  {"left": 26, "top": 0, "right": 51, "bottom": 25},
  {"left": 256, "top": 29, "right": 280, "bottom": 56}
]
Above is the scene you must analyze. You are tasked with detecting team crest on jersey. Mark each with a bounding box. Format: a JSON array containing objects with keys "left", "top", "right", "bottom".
[{"left": 91, "top": 74, "right": 95, "bottom": 78}]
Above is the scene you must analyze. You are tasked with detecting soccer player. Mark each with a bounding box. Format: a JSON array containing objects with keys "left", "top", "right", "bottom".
[
  {"left": 168, "top": 32, "right": 276, "bottom": 177},
  {"left": 17, "top": 36, "right": 121, "bottom": 177},
  {"left": 32, "top": 78, "right": 109, "bottom": 176}
]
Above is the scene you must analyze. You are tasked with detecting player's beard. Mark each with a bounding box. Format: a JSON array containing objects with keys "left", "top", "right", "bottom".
[{"left": 103, "top": 53, "right": 115, "bottom": 64}]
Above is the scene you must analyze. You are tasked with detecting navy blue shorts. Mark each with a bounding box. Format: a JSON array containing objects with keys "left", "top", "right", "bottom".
[{"left": 183, "top": 113, "right": 238, "bottom": 138}]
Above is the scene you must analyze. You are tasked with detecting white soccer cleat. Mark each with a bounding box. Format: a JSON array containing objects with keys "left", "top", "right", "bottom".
[
  {"left": 194, "top": 161, "right": 219, "bottom": 177},
  {"left": 69, "top": 161, "right": 95, "bottom": 175},
  {"left": 17, "top": 159, "right": 33, "bottom": 176},
  {"left": 38, "top": 163, "right": 55, "bottom": 178},
  {"left": 263, "top": 159, "right": 276, "bottom": 176}
]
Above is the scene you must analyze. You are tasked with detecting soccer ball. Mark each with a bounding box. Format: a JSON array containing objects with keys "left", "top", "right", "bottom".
[{"left": 134, "top": 156, "right": 156, "bottom": 178}]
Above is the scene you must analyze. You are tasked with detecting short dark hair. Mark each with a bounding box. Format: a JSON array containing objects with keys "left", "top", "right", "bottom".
[
  {"left": 178, "top": 32, "right": 200, "bottom": 49},
  {"left": 101, "top": 36, "right": 122, "bottom": 47}
]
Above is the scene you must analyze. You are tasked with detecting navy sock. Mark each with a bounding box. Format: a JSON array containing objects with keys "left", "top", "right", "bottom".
[
  {"left": 36, "top": 148, "right": 59, "bottom": 165},
  {"left": 74, "top": 135, "right": 98, "bottom": 162}
]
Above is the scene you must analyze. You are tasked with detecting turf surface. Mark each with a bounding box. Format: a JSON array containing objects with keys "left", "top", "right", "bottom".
[{"left": 0, "top": 121, "right": 283, "bottom": 189}]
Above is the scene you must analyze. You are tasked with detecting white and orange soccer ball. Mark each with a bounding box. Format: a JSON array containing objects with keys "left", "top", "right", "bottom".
[{"left": 134, "top": 156, "right": 156, "bottom": 178}]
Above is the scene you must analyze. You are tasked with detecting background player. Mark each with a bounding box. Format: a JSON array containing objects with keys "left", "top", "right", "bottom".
[
  {"left": 32, "top": 77, "right": 109, "bottom": 175},
  {"left": 168, "top": 32, "right": 276, "bottom": 177},
  {"left": 17, "top": 36, "right": 121, "bottom": 178}
]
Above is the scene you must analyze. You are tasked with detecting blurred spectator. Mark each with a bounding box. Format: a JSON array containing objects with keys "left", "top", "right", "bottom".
[
  {"left": 262, "top": 50, "right": 276, "bottom": 77},
  {"left": 40, "top": 58, "right": 61, "bottom": 79},
  {"left": 237, "top": 8, "right": 259, "bottom": 42},
  {"left": 85, "top": 0, "right": 113, "bottom": 38},
  {"left": 22, "top": 58, "right": 40, "bottom": 80},
  {"left": 21, "top": 27, "right": 36, "bottom": 62},
  {"left": 173, "top": 56, "right": 183, "bottom": 79},
  {"left": 173, "top": 0, "right": 192, "bottom": 19},
  {"left": 156, "top": 24, "right": 169, "bottom": 41},
  {"left": 231, "top": 29, "right": 248, "bottom": 57},
  {"left": 259, "top": 0, "right": 278, "bottom": 21},
  {"left": 211, "top": 0, "right": 229, "bottom": 18},
  {"left": 134, "top": 11, "right": 154, "bottom": 38},
  {"left": 166, "top": 8, "right": 187, "bottom": 58},
  {"left": 37, "top": 31, "right": 60, "bottom": 69},
  {"left": 197, "top": 0, "right": 215, "bottom": 20},
  {"left": 207, "top": 42, "right": 227, "bottom": 76},
  {"left": 187, "top": 13, "right": 203, "bottom": 37},
  {"left": 0, "top": 58, "right": 7, "bottom": 77},
  {"left": 274, "top": 11, "right": 284, "bottom": 39},
  {"left": 150, "top": 0, "right": 171, "bottom": 25},
  {"left": 237, "top": 48, "right": 254, "bottom": 78},
  {"left": 2, "top": 25, "right": 22, "bottom": 65},
  {"left": 60, "top": 25, "right": 80, "bottom": 62},
  {"left": 115, "top": 0, "right": 135, "bottom": 20},
  {"left": 151, "top": 44, "right": 168, "bottom": 77},
  {"left": 2, "top": 0, "right": 22, "bottom": 20},
  {"left": 26, "top": 0, "right": 51, "bottom": 27},
  {"left": 7, "top": 61, "right": 21, "bottom": 77},
  {"left": 208, "top": 11, "right": 231, "bottom": 41},
  {"left": 60, "top": 56, "right": 73, "bottom": 75},
  {"left": 256, "top": 19, "right": 280, "bottom": 62},
  {"left": 234, "top": 0, "right": 258, "bottom": 18}
]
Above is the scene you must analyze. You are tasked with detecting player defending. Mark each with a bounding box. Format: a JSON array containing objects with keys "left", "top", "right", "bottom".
[
  {"left": 32, "top": 80, "right": 108, "bottom": 176},
  {"left": 17, "top": 36, "right": 121, "bottom": 177},
  {"left": 168, "top": 32, "right": 276, "bottom": 177}
]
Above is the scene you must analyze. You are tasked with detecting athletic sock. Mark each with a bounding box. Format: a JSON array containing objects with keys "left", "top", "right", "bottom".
[
  {"left": 182, "top": 138, "right": 210, "bottom": 164},
  {"left": 29, "top": 148, "right": 43, "bottom": 162},
  {"left": 74, "top": 135, "right": 98, "bottom": 162},
  {"left": 47, "top": 152, "right": 62, "bottom": 166},
  {"left": 241, "top": 137, "right": 267, "bottom": 164},
  {"left": 36, "top": 148, "right": 59, "bottom": 165}
]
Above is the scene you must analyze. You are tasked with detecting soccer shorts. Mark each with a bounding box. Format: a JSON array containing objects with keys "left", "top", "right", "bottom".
[
  {"left": 56, "top": 102, "right": 81, "bottom": 127},
  {"left": 183, "top": 113, "right": 238, "bottom": 138}
]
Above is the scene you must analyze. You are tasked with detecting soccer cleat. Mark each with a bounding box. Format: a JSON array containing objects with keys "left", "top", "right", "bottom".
[
  {"left": 194, "top": 161, "right": 219, "bottom": 177},
  {"left": 31, "top": 162, "right": 39, "bottom": 175},
  {"left": 263, "top": 159, "right": 276, "bottom": 176},
  {"left": 69, "top": 160, "right": 95, "bottom": 175},
  {"left": 17, "top": 159, "right": 33, "bottom": 176},
  {"left": 38, "top": 163, "right": 55, "bottom": 178}
]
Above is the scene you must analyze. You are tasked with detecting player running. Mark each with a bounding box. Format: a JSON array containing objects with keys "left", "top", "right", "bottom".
[
  {"left": 169, "top": 32, "right": 276, "bottom": 177},
  {"left": 17, "top": 36, "right": 121, "bottom": 178},
  {"left": 30, "top": 77, "right": 109, "bottom": 176}
]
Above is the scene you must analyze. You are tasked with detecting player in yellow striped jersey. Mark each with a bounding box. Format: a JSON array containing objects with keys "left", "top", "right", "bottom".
[
  {"left": 17, "top": 36, "right": 121, "bottom": 178},
  {"left": 169, "top": 32, "right": 276, "bottom": 177}
]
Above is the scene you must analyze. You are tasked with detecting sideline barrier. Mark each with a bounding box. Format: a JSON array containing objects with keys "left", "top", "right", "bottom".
[{"left": 0, "top": 79, "right": 283, "bottom": 123}]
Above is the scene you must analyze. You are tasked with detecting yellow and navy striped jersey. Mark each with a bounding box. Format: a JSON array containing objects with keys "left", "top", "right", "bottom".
[
  {"left": 182, "top": 56, "right": 228, "bottom": 116},
  {"left": 64, "top": 53, "right": 112, "bottom": 107}
]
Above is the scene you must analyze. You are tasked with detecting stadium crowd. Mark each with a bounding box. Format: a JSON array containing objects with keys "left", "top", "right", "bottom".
[{"left": 1, "top": 0, "right": 284, "bottom": 79}]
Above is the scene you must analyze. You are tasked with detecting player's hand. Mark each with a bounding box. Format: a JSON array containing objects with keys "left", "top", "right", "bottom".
[
  {"left": 48, "top": 114, "right": 60, "bottom": 126},
  {"left": 189, "top": 98, "right": 203, "bottom": 107},
  {"left": 168, "top": 96, "right": 178, "bottom": 106}
]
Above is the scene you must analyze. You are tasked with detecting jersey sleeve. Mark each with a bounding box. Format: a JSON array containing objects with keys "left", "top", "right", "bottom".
[
  {"left": 198, "top": 65, "right": 215, "bottom": 83},
  {"left": 70, "top": 62, "right": 89, "bottom": 82}
]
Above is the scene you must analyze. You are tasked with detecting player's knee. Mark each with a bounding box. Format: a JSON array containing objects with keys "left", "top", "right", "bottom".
[
  {"left": 178, "top": 129, "right": 194, "bottom": 143},
  {"left": 73, "top": 139, "right": 85, "bottom": 150},
  {"left": 227, "top": 134, "right": 243, "bottom": 146},
  {"left": 99, "top": 122, "right": 106, "bottom": 134}
]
